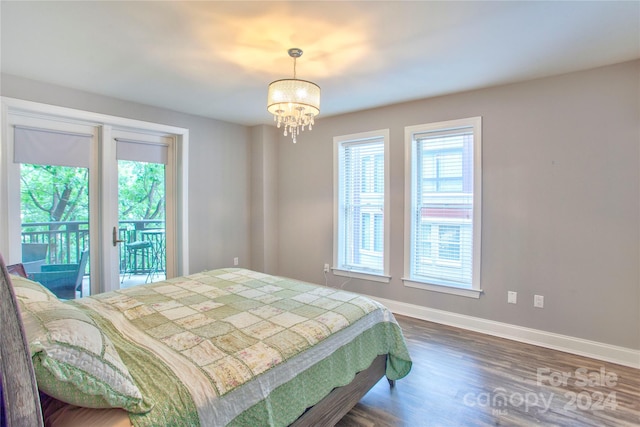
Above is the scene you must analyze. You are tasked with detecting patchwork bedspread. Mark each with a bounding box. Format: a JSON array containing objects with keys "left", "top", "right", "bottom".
[{"left": 73, "top": 268, "right": 412, "bottom": 426}]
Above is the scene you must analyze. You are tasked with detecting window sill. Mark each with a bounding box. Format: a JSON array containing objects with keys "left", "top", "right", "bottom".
[
  {"left": 402, "top": 278, "right": 483, "bottom": 298},
  {"left": 332, "top": 268, "right": 391, "bottom": 283}
]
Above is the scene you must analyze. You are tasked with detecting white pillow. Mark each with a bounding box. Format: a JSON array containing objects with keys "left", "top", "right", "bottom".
[{"left": 13, "top": 275, "right": 152, "bottom": 413}]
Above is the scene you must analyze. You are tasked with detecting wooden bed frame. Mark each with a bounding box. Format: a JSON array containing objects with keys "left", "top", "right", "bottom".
[
  {"left": 0, "top": 254, "right": 44, "bottom": 427},
  {"left": 292, "top": 354, "right": 389, "bottom": 426},
  {"left": 0, "top": 256, "right": 390, "bottom": 427}
]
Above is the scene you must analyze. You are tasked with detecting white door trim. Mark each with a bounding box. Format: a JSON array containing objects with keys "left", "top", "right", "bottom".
[{"left": 0, "top": 96, "right": 189, "bottom": 292}]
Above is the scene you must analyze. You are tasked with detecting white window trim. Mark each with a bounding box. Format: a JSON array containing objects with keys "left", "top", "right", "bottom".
[
  {"left": 333, "top": 129, "right": 390, "bottom": 283},
  {"left": 402, "top": 279, "right": 482, "bottom": 298},
  {"left": 332, "top": 268, "right": 391, "bottom": 283},
  {"left": 403, "top": 117, "right": 482, "bottom": 298},
  {"left": 0, "top": 96, "right": 190, "bottom": 292}
]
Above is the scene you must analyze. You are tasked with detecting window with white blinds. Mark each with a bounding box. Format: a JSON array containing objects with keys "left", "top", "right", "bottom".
[
  {"left": 334, "top": 130, "right": 389, "bottom": 281},
  {"left": 404, "top": 117, "right": 482, "bottom": 295}
]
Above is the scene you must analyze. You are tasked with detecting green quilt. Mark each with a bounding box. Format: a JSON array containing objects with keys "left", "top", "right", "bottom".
[{"left": 75, "top": 268, "right": 412, "bottom": 426}]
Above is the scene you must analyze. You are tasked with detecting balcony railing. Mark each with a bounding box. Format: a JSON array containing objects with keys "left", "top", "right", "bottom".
[{"left": 21, "top": 220, "right": 165, "bottom": 275}]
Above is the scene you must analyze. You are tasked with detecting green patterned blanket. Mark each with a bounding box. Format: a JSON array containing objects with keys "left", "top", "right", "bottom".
[{"left": 75, "top": 268, "right": 412, "bottom": 426}]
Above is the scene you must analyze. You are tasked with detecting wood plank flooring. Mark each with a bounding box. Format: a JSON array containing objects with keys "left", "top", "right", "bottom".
[{"left": 337, "top": 315, "right": 640, "bottom": 427}]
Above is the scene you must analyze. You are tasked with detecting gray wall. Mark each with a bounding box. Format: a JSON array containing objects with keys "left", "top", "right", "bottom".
[
  {"left": 0, "top": 73, "right": 251, "bottom": 275},
  {"left": 250, "top": 125, "right": 279, "bottom": 275},
  {"left": 3, "top": 60, "right": 638, "bottom": 351},
  {"left": 273, "top": 60, "right": 640, "bottom": 350}
]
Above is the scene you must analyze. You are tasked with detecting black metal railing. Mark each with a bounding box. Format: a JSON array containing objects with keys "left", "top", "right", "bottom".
[{"left": 21, "top": 220, "right": 165, "bottom": 274}]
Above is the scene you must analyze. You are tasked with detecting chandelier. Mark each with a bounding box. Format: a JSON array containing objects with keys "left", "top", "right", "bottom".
[{"left": 267, "top": 48, "right": 320, "bottom": 143}]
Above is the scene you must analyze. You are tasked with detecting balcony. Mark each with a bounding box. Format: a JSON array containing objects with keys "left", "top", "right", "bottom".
[{"left": 21, "top": 220, "right": 165, "bottom": 284}]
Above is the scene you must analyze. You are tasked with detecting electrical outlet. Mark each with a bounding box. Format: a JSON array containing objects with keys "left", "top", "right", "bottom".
[
  {"left": 323, "top": 263, "right": 330, "bottom": 273},
  {"left": 507, "top": 291, "right": 517, "bottom": 304},
  {"left": 234, "top": 257, "right": 239, "bottom": 266},
  {"left": 534, "top": 294, "right": 544, "bottom": 308}
]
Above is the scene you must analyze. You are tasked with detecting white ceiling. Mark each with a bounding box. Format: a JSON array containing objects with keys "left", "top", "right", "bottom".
[{"left": 1, "top": 1, "right": 639, "bottom": 126}]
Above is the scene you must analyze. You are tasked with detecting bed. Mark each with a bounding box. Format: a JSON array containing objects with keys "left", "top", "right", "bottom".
[{"left": 0, "top": 254, "right": 411, "bottom": 427}]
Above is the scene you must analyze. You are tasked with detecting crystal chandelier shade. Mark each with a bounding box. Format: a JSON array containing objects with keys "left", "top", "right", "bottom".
[{"left": 267, "top": 48, "right": 320, "bottom": 143}]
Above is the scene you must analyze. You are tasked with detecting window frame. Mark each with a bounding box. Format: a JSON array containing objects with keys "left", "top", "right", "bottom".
[
  {"left": 403, "top": 117, "right": 482, "bottom": 298},
  {"left": 0, "top": 96, "right": 190, "bottom": 293},
  {"left": 333, "top": 129, "right": 390, "bottom": 283}
]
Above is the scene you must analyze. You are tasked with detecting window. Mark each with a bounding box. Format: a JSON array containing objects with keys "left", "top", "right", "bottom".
[
  {"left": 334, "top": 129, "right": 390, "bottom": 282},
  {"left": 404, "top": 117, "right": 482, "bottom": 297}
]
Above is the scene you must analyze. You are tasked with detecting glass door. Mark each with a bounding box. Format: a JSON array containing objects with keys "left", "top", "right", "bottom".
[
  {"left": 13, "top": 122, "right": 96, "bottom": 298},
  {"left": 114, "top": 131, "right": 171, "bottom": 288},
  {"left": 2, "top": 100, "right": 187, "bottom": 296}
]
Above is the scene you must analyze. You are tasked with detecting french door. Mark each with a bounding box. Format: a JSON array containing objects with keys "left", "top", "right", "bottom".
[
  {"left": 1, "top": 98, "right": 188, "bottom": 296},
  {"left": 12, "top": 118, "right": 97, "bottom": 297},
  {"left": 113, "top": 129, "right": 171, "bottom": 288}
]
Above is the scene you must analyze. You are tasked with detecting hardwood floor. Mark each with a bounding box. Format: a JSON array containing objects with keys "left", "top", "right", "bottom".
[{"left": 337, "top": 315, "right": 640, "bottom": 427}]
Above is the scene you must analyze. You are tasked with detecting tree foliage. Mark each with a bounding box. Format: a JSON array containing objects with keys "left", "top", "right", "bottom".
[
  {"left": 20, "top": 165, "right": 89, "bottom": 225},
  {"left": 118, "top": 161, "right": 165, "bottom": 221},
  {"left": 20, "top": 162, "right": 165, "bottom": 225}
]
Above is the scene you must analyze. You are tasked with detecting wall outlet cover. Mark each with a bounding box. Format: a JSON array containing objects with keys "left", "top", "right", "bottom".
[{"left": 534, "top": 295, "right": 544, "bottom": 308}]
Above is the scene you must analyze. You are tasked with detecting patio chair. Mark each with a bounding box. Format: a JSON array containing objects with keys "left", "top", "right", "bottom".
[
  {"left": 30, "top": 249, "right": 89, "bottom": 299},
  {"left": 22, "top": 242, "right": 49, "bottom": 273},
  {"left": 121, "top": 240, "right": 153, "bottom": 284}
]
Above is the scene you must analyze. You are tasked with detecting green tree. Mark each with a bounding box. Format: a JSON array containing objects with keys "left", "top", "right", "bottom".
[
  {"left": 20, "top": 162, "right": 165, "bottom": 225},
  {"left": 118, "top": 161, "right": 165, "bottom": 221},
  {"left": 20, "top": 164, "right": 88, "bottom": 225}
]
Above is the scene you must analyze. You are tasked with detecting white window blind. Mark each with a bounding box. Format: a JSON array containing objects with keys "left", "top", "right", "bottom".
[
  {"left": 14, "top": 126, "right": 92, "bottom": 168},
  {"left": 334, "top": 130, "right": 389, "bottom": 278},
  {"left": 116, "top": 138, "right": 168, "bottom": 164},
  {"left": 406, "top": 118, "right": 481, "bottom": 290}
]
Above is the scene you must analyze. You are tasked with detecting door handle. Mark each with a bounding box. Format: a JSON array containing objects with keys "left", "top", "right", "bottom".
[{"left": 113, "top": 226, "right": 125, "bottom": 247}]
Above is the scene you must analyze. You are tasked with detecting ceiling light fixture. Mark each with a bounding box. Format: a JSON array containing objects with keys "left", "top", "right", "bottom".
[{"left": 267, "top": 48, "right": 320, "bottom": 143}]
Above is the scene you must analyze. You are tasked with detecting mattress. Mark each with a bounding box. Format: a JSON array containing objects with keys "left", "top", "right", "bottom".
[{"left": 63, "top": 268, "right": 412, "bottom": 426}]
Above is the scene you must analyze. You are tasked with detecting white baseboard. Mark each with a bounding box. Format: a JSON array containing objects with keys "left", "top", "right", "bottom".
[{"left": 372, "top": 296, "right": 640, "bottom": 369}]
